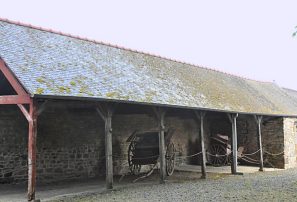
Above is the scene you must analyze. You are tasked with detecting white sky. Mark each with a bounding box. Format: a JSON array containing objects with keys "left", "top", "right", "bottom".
[{"left": 1, "top": 0, "right": 297, "bottom": 89}]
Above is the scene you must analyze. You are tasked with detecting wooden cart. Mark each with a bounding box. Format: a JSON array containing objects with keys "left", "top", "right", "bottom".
[
  {"left": 207, "top": 134, "right": 249, "bottom": 166},
  {"left": 126, "top": 129, "right": 175, "bottom": 176}
]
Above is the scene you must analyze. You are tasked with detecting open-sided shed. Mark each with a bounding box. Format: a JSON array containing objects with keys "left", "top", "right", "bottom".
[{"left": 1, "top": 18, "right": 297, "bottom": 201}]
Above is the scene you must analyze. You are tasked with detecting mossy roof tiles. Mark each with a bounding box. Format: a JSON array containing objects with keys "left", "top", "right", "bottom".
[{"left": 1, "top": 19, "right": 297, "bottom": 116}]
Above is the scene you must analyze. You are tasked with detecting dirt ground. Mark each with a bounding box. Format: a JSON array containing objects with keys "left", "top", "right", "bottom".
[
  {"left": 49, "top": 169, "right": 297, "bottom": 202},
  {"left": 1, "top": 166, "right": 297, "bottom": 202}
]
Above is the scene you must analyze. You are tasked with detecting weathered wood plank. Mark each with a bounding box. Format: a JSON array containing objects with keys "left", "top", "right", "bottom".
[
  {"left": 96, "top": 103, "right": 115, "bottom": 190},
  {"left": 0, "top": 95, "right": 30, "bottom": 104},
  {"left": 153, "top": 107, "right": 166, "bottom": 183},
  {"left": 105, "top": 107, "right": 113, "bottom": 189},
  {"left": 159, "top": 110, "right": 166, "bottom": 183},
  {"left": 17, "top": 104, "right": 32, "bottom": 123},
  {"left": 194, "top": 111, "right": 207, "bottom": 179},
  {"left": 228, "top": 113, "right": 238, "bottom": 174},
  {"left": 254, "top": 115, "right": 264, "bottom": 171},
  {"left": 199, "top": 111, "right": 207, "bottom": 179},
  {"left": 27, "top": 100, "right": 37, "bottom": 201}
]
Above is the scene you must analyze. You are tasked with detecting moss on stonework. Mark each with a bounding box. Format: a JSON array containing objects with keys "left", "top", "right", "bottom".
[
  {"left": 106, "top": 92, "right": 118, "bottom": 98},
  {"left": 145, "top": 91, "right": 157, "bottom": 102},
  {"left": 58, "top": 86, "right": 71, "bottom": 93},
  {"left": 79, "top": 86, "right": 88, "bottom": 94},
  {"left": 35, "top": 88, "right": 44, "bottom": 94},
  {"left": 36, "top": 77, "right": 45, "bottom": 83},
  {"left": 70, "top": 81, "right": 76, "bottom": 86},
  {"left": 119, "top": 95, "right": 130, "bottom": 100}
]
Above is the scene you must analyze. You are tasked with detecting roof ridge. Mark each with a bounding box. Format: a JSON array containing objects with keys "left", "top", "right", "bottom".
[
  {"left": 283, "top": 87, "right": 297, "bottom": 93},
  {"left": 0, "top": 17, "right": 271, "bottom": 84}
]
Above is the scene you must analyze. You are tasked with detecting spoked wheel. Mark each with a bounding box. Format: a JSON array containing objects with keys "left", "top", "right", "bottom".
[
  {"left": 165, "top": 142, "right": 175, "bottom": 176},
  {"left": 128, "top": 141, "right": 141, "bottom": 175},
  {"left": 207, "top": 144, "right": 227, "bottom": 167}
]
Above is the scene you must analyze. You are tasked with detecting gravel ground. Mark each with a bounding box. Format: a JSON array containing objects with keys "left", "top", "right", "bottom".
[{"left": 50, "top": 169, "right": 297, "bottom": 202}]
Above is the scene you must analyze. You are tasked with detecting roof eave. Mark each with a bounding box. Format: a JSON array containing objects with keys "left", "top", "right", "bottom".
[{"left": 32, "top": 94, "right": 297, "bottom": 118}]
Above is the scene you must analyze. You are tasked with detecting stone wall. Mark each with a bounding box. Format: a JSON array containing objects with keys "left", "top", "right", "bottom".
[
  {"left": 112, "top": 113, "right": 204, "bottom": 173},
  {"left": 236, "top": 116, "right": 286, "bottom": 169},
  {"left": 284, "top": 118, "right": 297, "bottom": 169},
  {"left": 0, "top": 103, "right": 203, "bottom": 184},
  {"left": 1, "top": 101, "right": 297, "bottom": 184},
  {"left": 0, "top": 105, "right": 28, "bottom": 184},
  {"left": 208, "top": 115, "right": 290, "bottom": 169},
  {"left": 36, "top": 105, "right": 105, "bottom": 183},
  {"left": 0, "top": 104, "right": 106, "bottom": 184},
  {"left": 262, "top": 118, "right": 285, "bottom": 168}
]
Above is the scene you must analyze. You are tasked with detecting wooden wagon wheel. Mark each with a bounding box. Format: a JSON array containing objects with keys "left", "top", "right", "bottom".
[
  {"left": 165, "top": 142, "right": 175, "bottom": 176},
  {"left": 207, "top": 144, "right": 227, "bottom": 167},
  {"left": 128, "top": 141, "right": 141, "bottom": 175}
]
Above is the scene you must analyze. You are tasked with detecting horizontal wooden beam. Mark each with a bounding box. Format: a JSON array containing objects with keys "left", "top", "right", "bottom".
[{"left": 0, "top": 95, "right": 31, "bottom": 104}]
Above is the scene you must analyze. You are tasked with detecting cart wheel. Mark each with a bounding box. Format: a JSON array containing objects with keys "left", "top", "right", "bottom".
[
  {"left": 128, "top": 141, "right": 141, "bottom": 175},
  {"left": 207, "top": 144, "right": 227, "bottom": 167},
  {"left": 165, "top": 142, "right": 175, "bottom": 176}
]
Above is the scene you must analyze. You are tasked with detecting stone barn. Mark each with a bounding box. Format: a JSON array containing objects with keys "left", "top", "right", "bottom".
[{"left": 0, "top": 18, "right": 297, "bottom": 201}]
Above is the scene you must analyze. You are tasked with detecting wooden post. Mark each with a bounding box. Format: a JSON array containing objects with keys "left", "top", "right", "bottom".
[
  {"left": 96, "top": 103, "right": 115, "bottom": 190},
  {"left": 1, "top": 59, "right": 41, "bottom": 201},
  {"left": 159, "top": 110, "right": 166, "bottom": 183},
  {"left": 105, "top": 108, "right": 113, "bottom": 189},
  {"left": 228, "top": 113, "right": 238, "bottom": 174},
  {"left": 254, "top": 115, "right": 264, "bottom": 171},
  {"left": 28, "top": 100, "right": 37, "bottom": 201},
  {"left": 153, "top": 107, "right": 166, "bottom": 184},
  {"left": 195, "top": 111, "right": 207, "bottom": 179}
]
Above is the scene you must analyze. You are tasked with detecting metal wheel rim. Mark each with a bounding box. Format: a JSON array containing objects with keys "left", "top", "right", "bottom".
[
  {"left": 208, "top": 144, "right": 227, "bottom": 167},
  {"left": 128, "top": 141, "right": 141, "bottom": 175},
  {"left": 166, "top": 142, "right": 175, "bottom": 176}
]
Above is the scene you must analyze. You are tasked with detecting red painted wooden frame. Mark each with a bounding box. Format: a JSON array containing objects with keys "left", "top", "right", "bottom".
[
  {"left": 0, "top": 59, "right": 30, "bottom": 104},
  {"left": 0, "top": 59, "right": 37, "bottom": 201}
]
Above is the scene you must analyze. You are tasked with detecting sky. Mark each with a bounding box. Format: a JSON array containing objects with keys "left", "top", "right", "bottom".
[{"left": 1, "top": 0, "right": 297, "bottom": 89}]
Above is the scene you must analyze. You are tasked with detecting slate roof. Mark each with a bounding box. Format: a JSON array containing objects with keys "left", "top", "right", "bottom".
[
  {"left": 283, "top": 88, "right": 297, "bottom": 104},
  {"left": 1, "top": 19, "right": 297, "bottom": 116}
]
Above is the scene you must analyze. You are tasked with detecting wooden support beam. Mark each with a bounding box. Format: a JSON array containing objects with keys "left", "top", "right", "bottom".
[
  {"left": 17, "top": 104, "right": 32, "bottom": 123},
  {"left": 153, "top": 107, "right": 166, "bottom": 184},
  {"left": 0, "top": 95, "right": 30, "bottom": 104},
  {"left": 159, "top": 110, "right": 166, "bottom": 183},
  {"left": 37, "top": 101, "right": 48, "bottom": 116},
  {"left": 228, "top": 113, "right": 239, "bottom": 175},
  {"left": 96, "top": 103, "right": 115, "bottom": 190},
  {"left": 0, "top": 59, "right": 28, "bottom": 95},
  {"left": 254, "top": 115, "right": 264, "bottom": 172},
  {"left": 105, "top": 108, "right": 113, "bottom": 189},
  {"left": 194, "top": 111, "right": 207, "bottom": 179},
  {"left": 96, "top": 106, "right": 106, "bottom": 122},
  {"left": 27, "top": 100, "right": 37, "bottom": 201}
]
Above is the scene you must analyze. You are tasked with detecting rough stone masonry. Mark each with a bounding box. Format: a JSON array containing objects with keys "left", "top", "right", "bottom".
[{"left": 0, "top": 102, "right": 296, "bottom": 184}]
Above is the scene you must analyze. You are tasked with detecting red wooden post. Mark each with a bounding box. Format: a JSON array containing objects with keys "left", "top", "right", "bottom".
[
  {"left": 0, "top": 59, "right": 39, "bottom": 200},
  {"left": 27, "top": 100, "right": 37, "bottom": 201}
]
